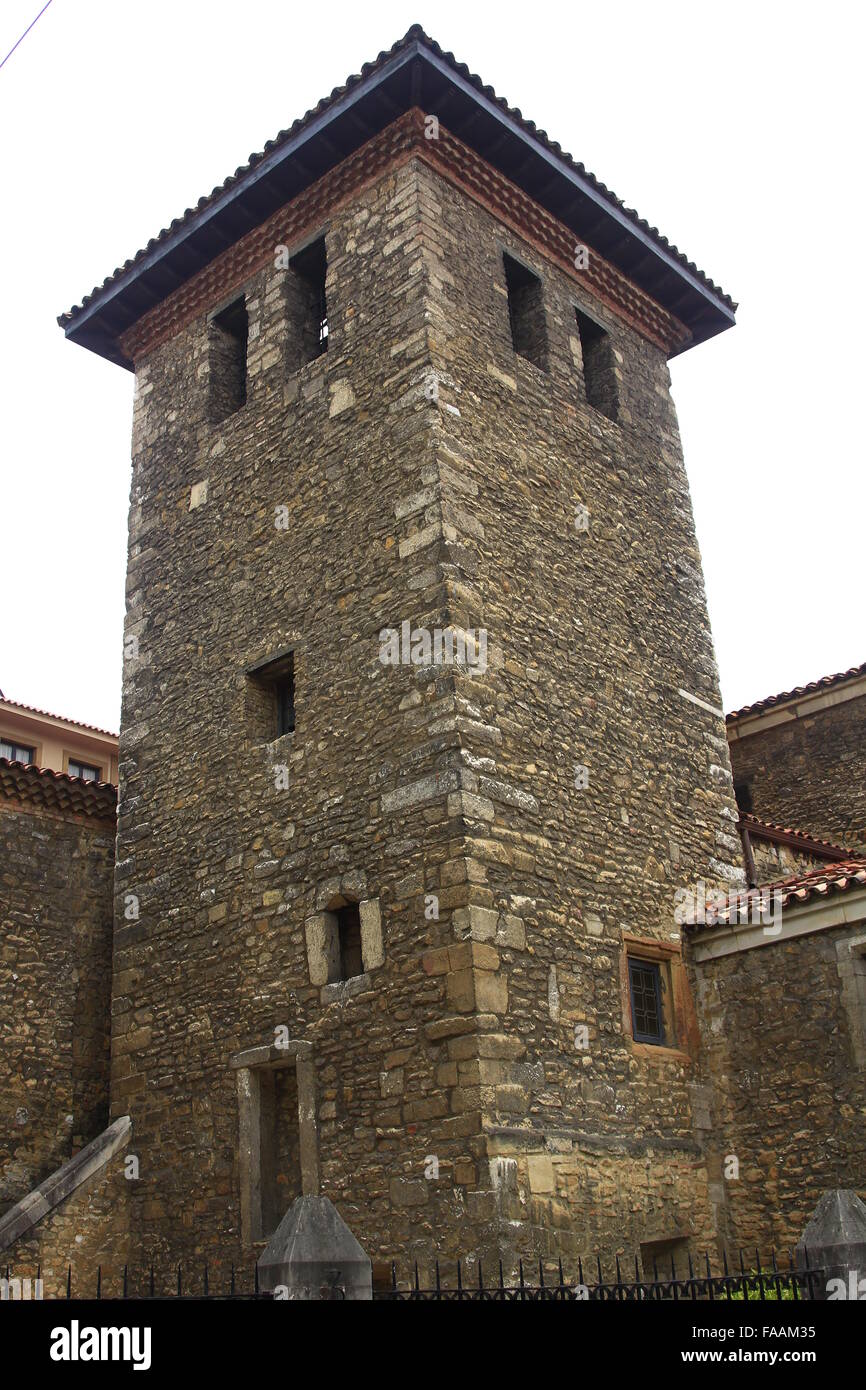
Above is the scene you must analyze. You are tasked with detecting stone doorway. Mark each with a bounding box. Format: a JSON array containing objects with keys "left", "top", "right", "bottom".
[{"left": 231, "top": 1041, "right": 319, "bottom": 1247}]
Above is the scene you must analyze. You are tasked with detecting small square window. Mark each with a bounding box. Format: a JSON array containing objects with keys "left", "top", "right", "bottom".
[
  {"left": 305, "top": 897, "right": 383, "bottom": 991},
  {"left": 628, "top": 957, "right": 666, "bottom": 1045},
  {"left": 68, "top": 760, "right": 101, "bottom": 782},
  {"left": 503, "top": 252, "right": 548, "bottom": 371},
  {"left": 0, "top": 740, "right": 34, "bottom": 765}
]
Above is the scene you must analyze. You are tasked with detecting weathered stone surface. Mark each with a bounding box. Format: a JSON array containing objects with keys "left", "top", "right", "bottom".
[
  {"left": 257, "top": 1195, "right": 371, "bottom": 1299},
  {"left": 796, "top": 1189, "right": 866, "bottom": 1300},
  {"left": 0, "top": 1117, "right": 131, "bottom": 1253},
  {"left": 729, "top": 687, "right": 866, "bottom": 848},
  {"left": 5, "top": 58, "right": 767, "bottom": 1283},
  {"left": 687, "top": 922, "right": 866, "bottom": 1251},
  {"left": 0, "top": 785, "right": 114, "bottom": 1211}
]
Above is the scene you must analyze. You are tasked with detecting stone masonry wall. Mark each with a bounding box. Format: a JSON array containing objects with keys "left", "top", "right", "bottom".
[
  {"left": 6, "top": 1151, "right": 131, "bottom": 1297},
  {"left": 108, "top": 136, "right": 744, "bottom": 1275},
  {"left": 116, "top": 157, "right": 495, "bottom": 1274},
  {"left": 689, "top": 918, "right": 866, "bottom": 1250},
  {"left": 728, "top": 692, "right": 866, "bottom": 848},
  {"left": 415, "top": 157, "right": 743, "bottom": 1261},
  {"left": 0, "top": 792, "right": 114, "bottom": 1214},
  {"left": 749, "top": 836, "right": 826, "bottom": 885}
]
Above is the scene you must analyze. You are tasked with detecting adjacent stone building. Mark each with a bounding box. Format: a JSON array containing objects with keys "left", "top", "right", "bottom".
[
  {"left": 1, "top": 28, "right": 863, "bottom": 1291},
  {"left": 0, "top": 757, "right": 115, "bottom": 1208},
  {"left": 728, "top": 663, "right": 866, "bottom": 848},
  {"left": 685, "top": 858, "right": 866, "bottom": 1251}
]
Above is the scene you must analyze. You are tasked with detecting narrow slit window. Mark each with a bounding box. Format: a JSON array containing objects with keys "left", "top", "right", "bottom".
[
  {"left": 289, "top": 238, "right": 328, "bottom": 368},
  {"left": 275, "top": 663, "right": 295, "bottom": 737},
  {"left": 575, "top": 308, "right": 618, "bottom": 420},
  {"left": 628, "top": 957, "right": 665, "bottom": 1045},
  {"left": 337, "top": 903, "right": 363, "bottom": 981},
  {"left": 503, "top": 252, "right": 548, "bottom": 371},
  {"left": 208, "top": 296, "right": 248, "bottom": 422}
]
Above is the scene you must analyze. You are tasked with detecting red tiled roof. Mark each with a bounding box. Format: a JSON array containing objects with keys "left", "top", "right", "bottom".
[
  {"left": 0, "top": 697, "right": 117, "bottom": 740},
  {"left": 740, "top": 813, "right": 855, "bottom": 861},
  {"left": 726, "top": 662, "right": 866, "bottom": 723},
  {"left": 0, "top": 757, "right": 117, "bottom": 819},
  {"left": 684, "top": 859, "right": 866, "bottom": 932}
]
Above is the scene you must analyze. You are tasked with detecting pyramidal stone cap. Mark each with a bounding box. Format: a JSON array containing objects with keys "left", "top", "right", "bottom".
[
  {"left": 795, "top": 1189, "right": 866, "bottom": 1300},
  {"left": 257, "top": 1195, "right": 372, "bottom": 1300}
]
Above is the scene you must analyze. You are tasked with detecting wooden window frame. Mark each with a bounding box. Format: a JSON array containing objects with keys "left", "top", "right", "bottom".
[
  {"left": 620, "top": 934, "right": 695, "bottom": 1062},
  {"left": 0, "top": 739, "right": 35, "bottom": 766},
  {"left": 628, "top": 957, "right": 665, "bottom": 1044},
  {"left": 66, "top": 757, "right": 103, "bottom": 782}
]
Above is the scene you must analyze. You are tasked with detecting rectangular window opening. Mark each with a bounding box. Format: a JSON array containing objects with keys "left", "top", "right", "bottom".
[
  {"left": 0, "top": 740, "right": 34, "bottom": 765},
  {"left": 246, "top": 651, "right": 295, "bottom": 742},
  {"left": 628, "top": 957, "right": 666, "bottom": 1045},
  {"left": 503, "top": 252, "right": 548, "bottom": 371},
  {"left": 733, "top": 780, "right": 753, "bottom": 814},
  {"left": 68, "top": 760, "right": 101, "bottom": 782},
  {"left": 289, "top": 238, "right": 328, "bottom": 368},
  {"left": 208, "top": 296, "right": 248, "bottom": 423},
  {"left": 575, "top": 308, "right": 618, "bottom": 420},
  {"left": 337, "top": 903, "right": 364, "bottom": 981}
]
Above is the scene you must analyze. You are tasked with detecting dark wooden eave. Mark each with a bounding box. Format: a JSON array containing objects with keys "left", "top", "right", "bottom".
[{"left": 59, "top": 29, "right": 736, "bottom": 370}]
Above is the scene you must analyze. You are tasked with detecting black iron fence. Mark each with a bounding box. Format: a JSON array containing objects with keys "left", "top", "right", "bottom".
[
  {"left": 378, "top": 1250, "right": 825, "bottom": 1301},
  {"left": 2, "top": 1248, "right": 826, "bottom": 1301}
]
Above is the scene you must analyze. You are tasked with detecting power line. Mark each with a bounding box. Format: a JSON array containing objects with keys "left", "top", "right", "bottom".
[{"left": 0, "top": 0, "right": 54, "bottom": 74}]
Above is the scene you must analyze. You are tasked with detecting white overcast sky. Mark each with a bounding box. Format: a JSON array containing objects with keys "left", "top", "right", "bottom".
[{"left": 0, "top": 0, "right": 863, "bottom": 733}]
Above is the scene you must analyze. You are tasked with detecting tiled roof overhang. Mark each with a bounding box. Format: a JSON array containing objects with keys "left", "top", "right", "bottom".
[
  {"left": 0, "top": 697, "right": 117, "bottom": 740},
  {"left": 684, "top": 859, "right": 866, "bottom": 932},
  {"left": 58, "top": 26, "right": 736, "bottom": 370},
  {"left": 0, "top": 757, "right": 117, "bottom": 822},
  {"left": 727, "top": 661, "right": 866, "bottom": 724},
  {"left": 739, "top": 813, "right": 855, "bottom": 862}
]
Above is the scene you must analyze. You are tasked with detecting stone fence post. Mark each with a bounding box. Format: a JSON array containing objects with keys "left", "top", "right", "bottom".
[
  {"left": 796, "top": 1189, "right": 866, "bottom": 1300},
  {"left": 257, "top": 1195, "right": 372, "bottom": 1300}
]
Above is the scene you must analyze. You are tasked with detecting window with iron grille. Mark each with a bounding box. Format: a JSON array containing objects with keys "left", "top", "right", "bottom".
[
  {"left": 1, "top": 740, "right": 34, "bottom": 765},
  {"left": 628, "top": 957, "right": 665, "bottom": 1045},
  {"left": 503, "top": 252, "right": 548, "bottom": 371},
  {"left": 68, "top": 760, "right": 101, "bottom": 782}
]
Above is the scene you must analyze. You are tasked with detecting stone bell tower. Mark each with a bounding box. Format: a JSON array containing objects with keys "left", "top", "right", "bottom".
[{"left": 59, "top": 26, "right": 741, "bottom": 1276}]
